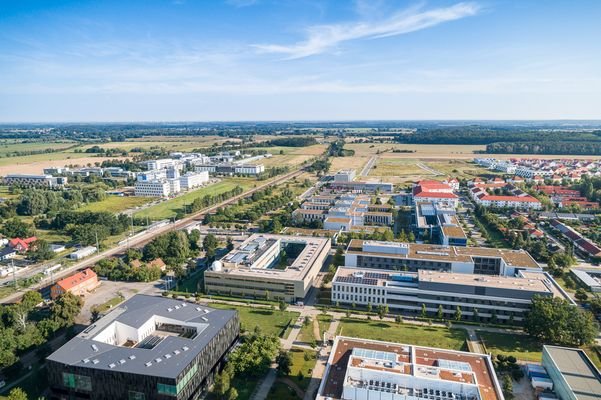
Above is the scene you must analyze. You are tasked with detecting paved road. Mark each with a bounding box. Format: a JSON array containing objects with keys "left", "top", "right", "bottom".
[
  {"left": 359, "top": 155, "right": 378, "bottom": 177},
  {"left": 0, "top": 168, "right": 305, "bottom": 305}
]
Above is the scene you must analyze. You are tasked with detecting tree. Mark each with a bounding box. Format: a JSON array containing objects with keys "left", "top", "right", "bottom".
[
  {"left": 51, "top": 292, "right": 83, "bottom": 327},
  {"left": 227, "top": 387, "right": 238, "bottom": 400},
  {"left": 7, "top": 387, "right": 27, "bottom": 400},
  {"left": 1, "top": 218, "right": 33, "bottom": 238},
  {"left": 575, "top": 288, "right": 589, "bottom": 302},
  {"left": 501, "top": 374, "right": 514, "bottom": 400},
  {"left": 276, "top": 351, "right": 292, "bottom": 375},
  {"left": 279, "top": 301, "right": 288, "bottom": 312},
  {"left": 473, "top": 308, "right": 479, "bottom": 321},
  {"left": 203, "top": 233, "right": 219, "bottom": 262},
  {"left": 213, "top": 370, "right": 231, "bottom": 399},
  {"left": 367, "top": 302, "right": 373, "bottom": 314},
  {"left": 28, "top": 238, "right": 54, "bottom": 262},
  {"left": 454, "top": 306, "right": 462, "bottom": 321},
  {"left": 226, "top": 237, "right": 234, "bottom": 251},
  {"left": 21, "top": 290, "right": 42, "bottom": 309},
  {"left": 333, "top": 247, "right": 344, "bottom": 267},
  {"left": 421, "top": 303, "right": 427, "bottom": 319},
  {"left": 525, "top": 296, "right": 599, "bottom": 346},
  {"left": 437, "top": 305, "right": 444, "bottom": 320}
]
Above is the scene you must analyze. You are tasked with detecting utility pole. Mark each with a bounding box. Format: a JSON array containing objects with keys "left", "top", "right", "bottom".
[
  {"left": 95, "top": 231, "right": 100, "bottom": 252},
  {"left": 11, "top": 259, "right": 17, "bottom": 289}
]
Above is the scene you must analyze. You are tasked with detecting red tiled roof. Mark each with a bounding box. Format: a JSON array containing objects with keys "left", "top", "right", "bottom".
[
  {"left": 481, "top": 195, "right": 540, "bottom": 203},
  {"left": 56, "top": 268, "right": 97, "bottom": 291},
  {"left": 413, "top": 190, "right": 458, "bottom": 199}
]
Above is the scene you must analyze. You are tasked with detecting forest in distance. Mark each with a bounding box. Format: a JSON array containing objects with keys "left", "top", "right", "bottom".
[{"left": 2, "top": 121, "right": 601, "bottom": 155}]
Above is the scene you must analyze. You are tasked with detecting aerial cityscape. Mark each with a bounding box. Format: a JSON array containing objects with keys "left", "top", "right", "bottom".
[{"left": 1, "top": 1, "right": 601, "bottom": 400}]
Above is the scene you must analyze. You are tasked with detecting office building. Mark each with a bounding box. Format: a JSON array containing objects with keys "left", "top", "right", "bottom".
[
  {"left": 46, "top": 295, "right": 239, "bottom": 400},
  {"left": 179, "top": 171, "right": 209, "bottom": 190},
  {"left": 415, "top": 202, "right": 467, "bottom": 246},
  {"left": 332, "top": 267, "right": 571, "bottom": 322},
  {"left": 135, "top": 180, "right": 171, "bottom": 198},
  {"left": 3, "top": 174, "right": 67, "bottom": 188},
  {"left": 571, "top": 269, "right": 601, "bottom": 292},
  {"left": 317, "top": 336, "right": 504, "bottom": 400},
  {"left": 345, "top": 240, "right": 540, "bottom": 276},
  {"left": 204, "top": 234, "right": 330, "bottom": 302},
  {"left": 542, "top": 345, "right": 601, "bottom": 400}
]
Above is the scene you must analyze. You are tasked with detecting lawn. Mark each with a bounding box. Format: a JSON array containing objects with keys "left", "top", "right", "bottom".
[
  {"left": 477, "top": 331, "right": 543, "bottom": 362},
  {"left": 288, "top": 348, "right": 318, "bottom": 391},
  {"left": 0, "top": 140, "right": 76, "bottom": 156},
  {"left": 91, "top": 294, "right": 126, "bottom": 314},
  {"left": 208, "top": 304, "right": 300, "bottom": 338},
  {"left": 267, "top": 381, "right": 301, "bottom": 400},
  {"left": 298, "top": 314, "right": 333, "bottom": 343},
  {"left": 78, "top": 196, "right": 152, "bottom": 214},
  {"left": 336, "top": 318, "right": 467, "bottom": 350},
  {"left": 134, "top": 178, "right": 256, "bottom": 220}
]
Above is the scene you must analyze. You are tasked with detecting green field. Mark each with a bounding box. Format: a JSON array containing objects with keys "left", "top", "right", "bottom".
[
  {"left": 78, "top": 196, "right": 152, "bottom": 213},
  {"left": 134, "top": 178, "right": 256, "bottom": 220},
  {"left": 477, "top": 331, "right": 543, "bottom": 362},
  {"left": 337, "top": 318, "right": 467, "bottom": 350},
  {"left": 209, "top": 304, "right": 300, "bottom": 338},
  {"left": 0, "top": 140, "right": 76, "bottom": 156},
  {"left": 298, "top": 314, "right": 332, "bottom": 343}
]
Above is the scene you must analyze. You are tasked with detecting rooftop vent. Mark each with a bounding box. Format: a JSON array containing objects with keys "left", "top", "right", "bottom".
[
  {"left": 182, "top": 346, "right": 189, "bottom": 352},
  {"left": 92, "top": 359, "right": 99, "bottom": 365},
  {"left": 91, "top": 344, "right": 99, "bottom": 352},
  {"left": 201, "top": 317, "right": 208, "bottom": 322},
  {"left": 196, "top": 307, "right": 202, "bottom": 311},
  {"left": 165, "top": 354, "right": 172, "bottom": 359},
  {"left": 145, "top": 362, "right": 152, "bottom": 367},
  {"left": 167, "top": 308, "right": 173, "bottom": 312},
  {"left": 82, "top": 359, "right": 90, "bottom": 364},
  {"left": 155, "top": 358, "right": 162, "bottom": 363},
  {"left": 109, "top": 363, "right": 116, "bottom": 369},
  {"left": 129, "top": 355, "right": 136, "bottom": 360},
  {"left": 174, "top": 350, "right": 180, "bottom": 355}
]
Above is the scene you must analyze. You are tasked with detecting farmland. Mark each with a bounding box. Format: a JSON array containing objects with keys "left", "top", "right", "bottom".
[{"left": 78, "top": 196, "right": 153, "bottom": 214}]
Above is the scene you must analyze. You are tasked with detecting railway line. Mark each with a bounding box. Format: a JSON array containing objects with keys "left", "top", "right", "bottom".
[{"left": 0, "top": 167, "right": 307, "bottom": 304}]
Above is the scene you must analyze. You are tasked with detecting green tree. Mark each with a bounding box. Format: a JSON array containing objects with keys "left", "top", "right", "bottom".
[
  {"left": 332, "top": 247, "right": 345, "bottom": 267},
  {"left": 7, "top": 387, "right": 27, "bottom": 400},
  {"left": 226, "top": 236, "right": 234, "bottom": 251},
  {"left": 203, "top": 233, "right": 219, "bottom": 262},
  {"left": 1, "top": 218, "right": 33, "bottom": 238},
  {"left": 279, "top": 301, "right": 288, "bottom": 312},
  {"left": 51, "top": 292, "right": 83, "bottom": 327},
  {"left": 421, "top": 303, "right": 427, "bottom": 319},
  {"left": 28, "top": 239, "right": 54, "bottom": 262},
  {"left": 276, "top": 351, "right": 292, "bottom": 375},
  {"left": 437, "top": 305, "right": 444, "bottom": 320},
  {"left": 454, "top": 306, "right": 462, "bottom": 321},
  {"left": 575, "top": 288, "right": 589, "bottom": 302},
  {"left": 227, "top": 387, "right": 238, "bottom": 400},
  {"left": 525, "top": 296, "right": 599, "bottom": 346}
]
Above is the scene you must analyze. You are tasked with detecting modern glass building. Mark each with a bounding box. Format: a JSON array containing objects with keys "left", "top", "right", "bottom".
[{"left": 47, "top": 295, "right": 239, "bottom": 400}]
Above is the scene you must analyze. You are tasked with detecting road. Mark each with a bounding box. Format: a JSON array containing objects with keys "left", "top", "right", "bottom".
[
  {"left": 0, "top": 167, "right": 306, "bottom": 305},
  {"left": 359, "top": 155, "right": 378, "bottom": 177},
  {"left": 417, "top": 162, "right": 443, "bottom": 176}
]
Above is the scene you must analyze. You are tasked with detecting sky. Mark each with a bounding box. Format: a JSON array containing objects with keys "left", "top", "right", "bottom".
[{"left": 1, "top": 0, "right": 600, "bottom": 122}]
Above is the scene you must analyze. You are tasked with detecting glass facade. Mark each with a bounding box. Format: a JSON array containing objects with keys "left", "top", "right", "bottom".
[
  {"left": 157, "top": 364, "right": 198, "bottom": 397},
  {"left": 62, "top": 372, "right": 92, "bottom": 392}
]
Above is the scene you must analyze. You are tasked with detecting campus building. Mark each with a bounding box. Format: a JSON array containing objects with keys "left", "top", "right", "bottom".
[
  {"left": 204, "top": 234, "right": 330, "bottom": 302},
  {"left": 542, "top": 345, "right": 601, "bottom": 400},
  {"left": 317, "top": 336, "right": 504, "bottom": 400},
  {"left": 292, "top": 193, "right": 394, "bottom": 231},
  {"left": 331, "top": 267, "right": 571, "bottom": 322},
  {"left": 329, "top": 170, "right": 394, "bottom": 193},
  {"left": 134, "top": 180, "right": 172, "bottom": 198},
  {"left": 345, "top": 240, "right": 541, "bottom": 276},
  {"left": 2, "top": 174, "right": 67, "bottom": 188},
  {"left": 46, "top": 295, "right": 239, "bottom": 400},
  {"left": 415, "top": 202, "right": 467, "bottom": 246},
  {"left": 50, "top": 268, "right": 99, "bottom": 300}
]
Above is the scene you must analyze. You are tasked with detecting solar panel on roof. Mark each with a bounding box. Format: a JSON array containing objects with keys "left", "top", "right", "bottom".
[
  {"left": 352, "top": 348, "right": 397, "bottom": 363},
  {"left": 437, "top": 359, "right": 472, "bottom": 372}
]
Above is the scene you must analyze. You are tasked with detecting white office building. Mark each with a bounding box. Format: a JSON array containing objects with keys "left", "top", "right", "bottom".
[
  {"left": 134, "top": 180, "right": 171, "bottom": 197},
  {"left": 179, "top": 171, "right": 209, "bottom": 190}
]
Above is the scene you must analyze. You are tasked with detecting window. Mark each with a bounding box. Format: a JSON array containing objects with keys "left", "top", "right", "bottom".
[
  {"left": 62, "top": 372, "right": 92, "bottom": 392},
  {"left": 129, "top": 391, "right": 146, "bottom": 400},
  {"left": 157, "top": 383, "right": 177, "bottom": 396}
]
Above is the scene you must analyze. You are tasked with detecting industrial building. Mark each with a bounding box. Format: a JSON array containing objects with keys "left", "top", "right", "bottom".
[
  {"left": 332, "top": 267, "right": 571, "bottom": 322},
  {"left": 46, "top": 295, "right": 239, "bottom": 400},
  {"left": 204, "top": 234, "right": 330, "bottom": 302},
  {"left": 317, "top": 336, "right": 504, "bottom": 400},
  {"left": 345, "top": 240, "right": 541, "bottom": 276},
  {"left": 542, "top": 345, "right": 601, "bottom": 400}
]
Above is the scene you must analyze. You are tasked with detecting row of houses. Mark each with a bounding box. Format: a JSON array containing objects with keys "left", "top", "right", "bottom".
[
  {"left": 468, "top": 178, "right": 542, "bottom": 209},
  {"left": 475, "top": 157, "right": 601, "bottom": 182},
  {"left": 549, "top": 219, "right": 601, "bottom": 259}
]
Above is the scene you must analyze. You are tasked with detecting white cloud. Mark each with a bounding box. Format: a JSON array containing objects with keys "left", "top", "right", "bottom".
[{"left": 254, "top": 2, "right": 480, "bottom": 59}]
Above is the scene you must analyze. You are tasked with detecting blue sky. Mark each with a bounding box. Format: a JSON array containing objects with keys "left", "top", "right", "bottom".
[{"left": 1, "top": 0, "right": 600, "bottom": 121}]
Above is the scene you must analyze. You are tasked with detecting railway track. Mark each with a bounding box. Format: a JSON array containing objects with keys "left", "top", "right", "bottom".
[{"left": 0, "top": 167, "right": 306, "bottom": 304}]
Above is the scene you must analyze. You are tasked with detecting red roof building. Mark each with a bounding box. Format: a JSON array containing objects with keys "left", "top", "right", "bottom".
[
  {"left": 51, "top": 268, "right": 99, "bottom": 300},
  {"left": 9, "top": 236, "right": 37, "bottom": 253}
]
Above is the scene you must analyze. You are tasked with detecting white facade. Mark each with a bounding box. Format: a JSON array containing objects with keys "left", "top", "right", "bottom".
[
  {"left": 334, "top": 169, "right": 357, "bottom": 183},
  {"left": 134, "top": 180, "right": 171, "bottom": 197},
  {"left": 70, "top": 246, "right": 97, "bottom": 260},
  {"left": 179, "top": 171, "right": 209, "bottom": 190},
  {"left": 234, "top": 164, "right": 264, "bottom": 175},
  {"left": 168, "top": 178, "right": 181, "bottom": 195}
]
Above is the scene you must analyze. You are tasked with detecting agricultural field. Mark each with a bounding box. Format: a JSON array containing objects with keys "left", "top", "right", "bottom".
[
  {"left": 134, "top": 178, "right": 256, "bottom": 220},
  {"left": 77, "top": 135, "right": 239, "bottom": 153},
  {"left": 0, "top": 154, "right": 126, "bottom": 175},
  {"left": 345, "top": 143, "right": 486, "bottom": 159},
  {"left": 329, "top": 156, "right": 370, "bottom": 174},
  {"left": 0, "top": 140, "right": 77, "bottom": 156},
  {"left": 246, "top": 144, "right": 327, "bottom": 168},
  {"left": 78, "top": 196, "right": 152, "bottom": 214},
  {"left": 336, "top": 318, "right": 467, "bottom": 350}
]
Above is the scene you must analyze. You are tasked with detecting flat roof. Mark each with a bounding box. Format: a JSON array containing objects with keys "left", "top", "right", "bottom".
[
  {"left": 544, "top": 346, "right": 601, "bottom": 400},
  {"left": 208, "top": 234, "right": 329, "bottom": 281},
  {"left": 47, "top": 295, "right": 237, "bottom": 379},
  {"left": 319, "top": 337, "right": 502, "bottom": 400},
  {"left": 347, "top": 240, "right": 539, "bottom": 269}
]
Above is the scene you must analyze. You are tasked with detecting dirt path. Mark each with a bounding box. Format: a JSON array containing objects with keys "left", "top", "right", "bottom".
[{"left": 312, "top": 317, "right": 320, "bottom": 342}]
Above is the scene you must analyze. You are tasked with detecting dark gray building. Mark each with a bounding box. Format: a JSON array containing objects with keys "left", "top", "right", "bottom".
[{"left": 47, "top": 295, "right": 239, "bottom": 400}]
